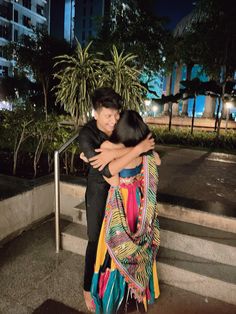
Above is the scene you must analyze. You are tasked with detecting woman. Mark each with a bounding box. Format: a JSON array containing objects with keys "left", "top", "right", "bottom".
[{"left": 90, "top": 110, "right": 161, "bottom": 313}]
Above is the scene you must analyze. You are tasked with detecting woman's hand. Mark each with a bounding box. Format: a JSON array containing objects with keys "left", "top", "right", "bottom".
[
  {"left": 89, "top": 142, "right": 125, "bottom": 171},
  {"left": 80, "top": 152, "right": 89, "bottom": 163},
  {"left": 136, "top": 133, "right": 155, "bottom": 155},
  {"left": 100, "top": 140, "right": 124, "bottom": 150},
  {"left": 103, "top": 175, "right": 119, "bottom": 186},
  {"left": 89, "top": 149, "right": 116, "bottom": 170},
  {"left": 154, "top": 151, "right": 161, "bottom": 166}
]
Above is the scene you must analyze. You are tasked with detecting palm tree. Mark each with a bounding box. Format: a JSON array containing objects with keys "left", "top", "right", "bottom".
[
  {"left": 53, "top": 41, "right": 104, "bottom": 126},
  {"left": 103, "top": 46, "right": 146, "bottom": 111},
  {"left": 54, "top": 43, "right": 147, "bottom": 123}
]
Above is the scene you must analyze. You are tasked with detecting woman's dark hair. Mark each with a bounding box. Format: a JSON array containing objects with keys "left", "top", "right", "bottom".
[
  {"left": 92, "top": 87, "right": 123, "bottom": 111},
  {"left": 110, "top": 110, "right": 150, "bottom": 147}
]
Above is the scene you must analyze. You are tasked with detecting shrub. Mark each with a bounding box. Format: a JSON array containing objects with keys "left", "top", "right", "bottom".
[{"left": 151, "top": 127, "right": 236, "bottom": 152}]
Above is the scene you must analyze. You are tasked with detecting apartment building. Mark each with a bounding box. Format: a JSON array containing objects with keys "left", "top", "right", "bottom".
[
  {"left": 50, "top": 0, "right": 112, "bottom": 46},
  {"left": 74, "top": 0, "right": 111, "bottom": 46},
  {"left": 0, "top": 0, "right": 49, "bottom": 77}
]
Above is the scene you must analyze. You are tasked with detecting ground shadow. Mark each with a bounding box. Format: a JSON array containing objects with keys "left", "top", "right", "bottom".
[{"left": 32, "top": 299, "right": 86, "bottom": 314}]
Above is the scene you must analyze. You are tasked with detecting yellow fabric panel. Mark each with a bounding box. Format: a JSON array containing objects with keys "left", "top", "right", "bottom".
[
  {"left": 143, "top": 295, "right": 147, "bottom": 312},
  {"left": 94, "top": 216, "right": 120, "bottom": 272},
  {"left": 120, "top": 187, "right": 128, "bottom": 214},
  {"left": 110, "top": 257, "right": 116, "bottom": 271},
  {"left": 94, "top": 220, "right": 107, "bottom": 273},
  {"left": 153, "top": 262, "right": 160, "bottom": 299}
]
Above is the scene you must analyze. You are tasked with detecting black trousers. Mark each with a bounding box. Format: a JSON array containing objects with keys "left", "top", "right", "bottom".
[{"left": 83, "top": 178, "right": 109, "bottom": 291}]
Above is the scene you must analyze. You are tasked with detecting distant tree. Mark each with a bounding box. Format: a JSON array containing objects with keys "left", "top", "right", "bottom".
[
  {"left": 159, "top": 93, "right": 182, "bottom": 131},
  {"left": 190, "top": 0, "right": 236, "bottom": 132},
  {"left": 32, "top": 115, "right": 61, "bottom": 177},
  {"left": 180, "top": 78, "right": 202, "bottom": 134},
  {"left": 94, "top": 0, "right": 171, "bottom": 72},
  {"left": 1, "top": 108, "right": 34, "bottom": 175},
  {"left": 166, "top": 12, "right": 205, "bottom": 116},
  {"left": 0, "top": 76, "right": 39, "bottom": 103},
  {"left": 4, "top": 30, "right": 71, "bottom": 120},
  {"left": 192, "top": 0, "right": 236, "bottom": 80}
]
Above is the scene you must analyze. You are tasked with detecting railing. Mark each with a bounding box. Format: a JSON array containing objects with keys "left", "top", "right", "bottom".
[{"left": 54, "top": 132, "right": 79, "bottom": 253}]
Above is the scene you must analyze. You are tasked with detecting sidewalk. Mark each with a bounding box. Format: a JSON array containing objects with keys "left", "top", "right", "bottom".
[
  {"left": 1, "top": 218, "right": 236, "bottom": 314},
  {"left": 156, "top": 145, "right": 236, "bottom": 218}
]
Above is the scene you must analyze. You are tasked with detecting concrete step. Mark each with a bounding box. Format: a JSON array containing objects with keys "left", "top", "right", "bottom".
[
  {"left": 160, "top": 217, "right": 236, "bottom": 267},
  {"left": 61, "top": 222, "right": 87, "bottom": 256},
  {"left": 72, "top": 202, "right": 87, "bottom": 225},
  {"left": 61, "top": 222, "right": 236, "bottom": 306},
  {"left": 72, "top": 200, "right": 236, "bottom": 234},
  {"left": 158, "top": 247, "right": 236, "bottom": 306},
  {"left": 67, "top": 202, "right": 236, "bottom": 266},
  {"left": 158, "top": 202, "right": 236, "bottom": 234}
]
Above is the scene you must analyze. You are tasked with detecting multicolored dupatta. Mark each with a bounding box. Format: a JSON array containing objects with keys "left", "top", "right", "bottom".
[{"left": 105, "top": 154, "right": 160, "bottom": 302}]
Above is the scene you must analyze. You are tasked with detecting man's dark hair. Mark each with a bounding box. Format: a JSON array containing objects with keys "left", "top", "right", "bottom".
[
  {"left": 110, "top": 110, "right": 150, "bottom": 147},
  {"left": 92, "top": 87, "right": 123, "bottom": 111}
]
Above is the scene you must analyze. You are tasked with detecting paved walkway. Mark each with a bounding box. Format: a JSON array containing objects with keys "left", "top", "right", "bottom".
[{"left": 157, "top": 145, "right": 236, "bottom": 218}]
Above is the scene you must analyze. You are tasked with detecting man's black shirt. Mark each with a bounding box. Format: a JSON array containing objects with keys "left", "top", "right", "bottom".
[{"left": 78, "top": 119, "right": 112, "bottom": 179}]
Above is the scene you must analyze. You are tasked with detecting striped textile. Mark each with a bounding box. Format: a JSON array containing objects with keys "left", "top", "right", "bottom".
[{"left": 105, "top": 154, "right": 160, "bottom": 302}]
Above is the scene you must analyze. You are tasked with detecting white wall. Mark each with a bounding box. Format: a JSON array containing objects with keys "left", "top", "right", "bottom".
[{"left": 0, "top": 182, "right": 54, "bottom": 243}]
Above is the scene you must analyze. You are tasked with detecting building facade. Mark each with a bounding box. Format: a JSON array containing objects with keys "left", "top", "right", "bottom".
[
  {"left": 74, "top": 0, "right": 111, "bottom": 46},
  {"left": 0, "top": 0, "right": 49, "bottom": 77},
  {"left": 49, "top": 0, "right": 112, "bottom": 46}
]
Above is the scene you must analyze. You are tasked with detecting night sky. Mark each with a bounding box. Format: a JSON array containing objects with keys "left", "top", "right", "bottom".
[{"left": 154, "top": 0, "right": 196, "bottom": 29}]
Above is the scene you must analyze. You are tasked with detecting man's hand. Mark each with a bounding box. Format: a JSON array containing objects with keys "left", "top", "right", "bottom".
[
  {"left": 136, "top": 133, "right": 155, "bottom": 155},
  {"left": 89, "top": 149, "right": 115, "bottom": 170}
]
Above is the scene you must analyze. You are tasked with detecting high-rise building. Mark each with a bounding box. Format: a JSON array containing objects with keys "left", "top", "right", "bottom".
[
  {"left": 49, "top": 0, "right": 112, "bottom": 46},
  {"left": 49, "top": 0, "right": 73, "bottom": 44},
  {"left": 74, "top": 0, "right": 111, "bottom": 46},
  {"left": 0, "top": 0, "right": 49, "bottom": 77}
]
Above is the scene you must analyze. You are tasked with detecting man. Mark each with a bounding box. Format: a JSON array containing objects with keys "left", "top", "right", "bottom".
[{"left": 78, "top": 87, "right": 155, "bottom": 311}]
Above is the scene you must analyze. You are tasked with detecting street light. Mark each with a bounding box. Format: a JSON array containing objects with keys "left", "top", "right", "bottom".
[
  {"left": 144, "top": 99, "right": 151, "bottom": 107},
  {"left": 152, "top": 105, "right": 158, "bottom": 117},
  {"left": 225, "top": 101, "right": 233, "bottom": 131}
]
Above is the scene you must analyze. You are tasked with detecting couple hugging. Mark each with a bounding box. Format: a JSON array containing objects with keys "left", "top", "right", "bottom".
[{"left": 78, "top": 87, "right": 161, "bottom": 313}]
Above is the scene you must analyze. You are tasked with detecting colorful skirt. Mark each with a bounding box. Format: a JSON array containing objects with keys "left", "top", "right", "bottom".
[{"left": 91, "top": 186, "right": 160, "bottom": 314}]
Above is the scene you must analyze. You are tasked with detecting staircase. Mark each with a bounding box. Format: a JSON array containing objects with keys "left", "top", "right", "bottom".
[{"left": 60, "top": 184, "right": 236, "bottom": 306}]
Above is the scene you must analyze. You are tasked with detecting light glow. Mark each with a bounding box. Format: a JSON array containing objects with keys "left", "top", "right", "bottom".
[
  {"left": 144, "top": 99, "right": 151, "bottom": 107},
  {"left": 225, "top": 102, "right": 233, "bottom": 109},
  {"left": 152, "top": 105, "right": 158, "bottom": 112}
]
